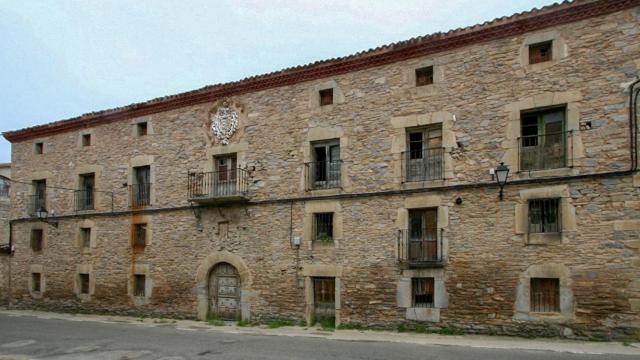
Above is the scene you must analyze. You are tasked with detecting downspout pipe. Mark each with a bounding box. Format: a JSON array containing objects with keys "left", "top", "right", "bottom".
[{"left": 629, "top": 78, "right": 640, "bottom": 171}]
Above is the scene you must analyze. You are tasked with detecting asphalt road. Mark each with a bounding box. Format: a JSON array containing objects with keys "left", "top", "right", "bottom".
[{"left": 0, "top": 314, "right": 637, "bottom": 360}]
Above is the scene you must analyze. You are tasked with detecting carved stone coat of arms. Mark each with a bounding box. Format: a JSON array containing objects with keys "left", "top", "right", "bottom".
[{"left": 211, "top": 101, "right": 238, "bottom": 145}]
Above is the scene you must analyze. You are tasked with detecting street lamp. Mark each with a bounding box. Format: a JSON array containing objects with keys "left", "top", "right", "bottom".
[
  {"left": 494, "top": 162, "right": 510, "bottom": 201},
  {"left": 36, "top": 206, "right": 58, "bottom": 228}
]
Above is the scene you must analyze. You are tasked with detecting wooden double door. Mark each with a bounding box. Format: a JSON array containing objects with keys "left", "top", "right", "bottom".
[{"left": 208, "top": 263, "right": 241, "bottom": 320}]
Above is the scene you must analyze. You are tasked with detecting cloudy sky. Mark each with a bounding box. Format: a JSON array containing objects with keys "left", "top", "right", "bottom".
[{"left": 0, "top": 0, "right": 552, "bottom": 163}]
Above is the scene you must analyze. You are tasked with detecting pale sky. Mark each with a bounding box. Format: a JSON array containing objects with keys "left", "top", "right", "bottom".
[{"left": 0, "top": 0, "right": 553, "bottom": 163}]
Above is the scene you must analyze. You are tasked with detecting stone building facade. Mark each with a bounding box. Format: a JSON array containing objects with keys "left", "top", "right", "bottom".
[
  {"left": 0, "top": 163, "right": 11, "bottom": 304},
  {"left": 2, "top": 0, "right": 640, "bottom": 339}
]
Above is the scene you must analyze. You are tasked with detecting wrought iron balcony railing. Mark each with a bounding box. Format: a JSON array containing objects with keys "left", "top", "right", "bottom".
[
  {"left": 74, "top": 190, "right": 95, "bottom": 211},
  {"left": 129, "top": 183, "right": 151, "bottom": 208},
  {"left": 402, "top": 148, "right": 444, "bottom": 182},
  {"left": 518, "top": 131, "right": 572, "bottom": 171},
  {"left": 188, "top": 168, "right": 249, "bottom": 203},
  {"left": 305, "top": 160, "right": 342, "bottom": 190},
  {"left": 397, "top": 228, "right": 444, "bottom": 267},
  {"left": 28, "top": 194, "right": 46, "bottom": 215}
]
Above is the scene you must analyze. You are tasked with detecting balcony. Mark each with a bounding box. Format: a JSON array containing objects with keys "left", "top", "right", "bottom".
[
  {"left": 305, "top": 160, "right": 342, "bottom": 190},
  {"left": 397, "top": 229, "right": 444, "bottom": 268},
  {"left": 28, "top": 194, "right": 46, "bottom": 216},
  {"left": 188, "top": 169, "right": 249, "bottom": 204},
  {"left": 518, "top": 131, "right": 572, "bottom": 171},
  {"left": 129, "top": 183, "right": 151, "bottom": 208},
  {"left": 402, "top": 148, "right": 444, "bottom": 182},
  {"left": 74, "top": 190, "right": 94, "bottom": 211}
]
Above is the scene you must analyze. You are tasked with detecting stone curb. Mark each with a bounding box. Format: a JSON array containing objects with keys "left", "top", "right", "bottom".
[{"left": 1, "top": 310, "right": 639, "bottom": 356}]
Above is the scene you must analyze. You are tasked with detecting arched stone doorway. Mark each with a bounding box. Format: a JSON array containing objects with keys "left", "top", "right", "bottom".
[
  {"left": 195, "top": 251, "right": 252, "bottom": 321},
  {"left": 208, "top": 262, "right": 240, "bottom": 320}
]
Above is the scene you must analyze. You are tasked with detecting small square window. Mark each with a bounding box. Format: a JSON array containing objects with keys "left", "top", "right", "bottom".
[
  {"left": 82, "top": 133, "right": 91, "bottom": 147},
  {"left": 319, "top": 88, "right": 333, "bottom": 106},
  {"left": 313, "top": 213, "right": 333, "bottom": 242},
  {"left": 137, "top": 122, "right": 148, "bottom": 137},
  {"left": 79, "top": 273, "right": 90, "bottom": 294},
  {"left": 32, "top": 273, "right": 41, "bottom": 292},
  {"left": 530, "top": 278, "right": 560, "bottom": 312},
  {"left": 134, "top": 274, "right": 146, "bottom": 297},
  {"left": 529, "top": 41, "right": 552, "bottom": 64},
  {"left": 35, "top": 142, "right": 43, "bottom": 154},
  {"left": 133, "top": 223, "right": 147, "bottom": 248},
  {"left": 412, "top": 277, "right": 434, "bottom": 307},
  {"left": 528, "top": 198, "right": 560, "bottom": 233},
  {"left": 415, "top": 66, "right": 434, "bottom": 86},
  {"left": 80, "top": 228, "right": 91, "bottom": 249},
  {"left": 31, "top": 229, "right": 43, "bottom": 252}
]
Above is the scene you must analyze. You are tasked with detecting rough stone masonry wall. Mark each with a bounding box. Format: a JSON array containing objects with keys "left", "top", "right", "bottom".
[
  {"left": 0, "top": 195, "right": 10, "bottom": 305},
  {"left": 4, "top": 5, "right": 640, "bottom": 338}
]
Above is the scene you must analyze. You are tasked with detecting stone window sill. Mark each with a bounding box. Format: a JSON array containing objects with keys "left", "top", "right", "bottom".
[
  {"left": 527, "top": 232, "right": 562, "bottom": 245},
  {"left": 405, "top": 307, "right": 440, "bottom": 322},
  {"left": 515, "top": 167, "right": 577, "bottom": 179}
]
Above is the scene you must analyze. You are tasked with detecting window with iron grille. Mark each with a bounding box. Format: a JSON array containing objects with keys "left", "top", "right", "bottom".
[
  {"left": 415, "top": 66, "right": 434, "bottom": 86},
  {"left": 412, "top": 278, "right": 435, "bottom": 307},
  {"left": 313, "top": 213, "right": 333, "bottom": 242},
  {"left": 0, "top": 176, "right": 9, "bottom": 198},
  {"left": 32, "top": 273, "right": 41, "bottom": 292},
  {"left": 80, "top": 227, "right": 91, "bottom": 249},
  {"left": 31, "top": 229, "right": 43, "bottom": 252},
  {"left": 134, "top": 274, "right": 146, "bottom": 297},
  {"left": 133, "top": 223, "right": 147, "bottom": 248},
  {"left": 529, "top": 41, "right": 552, "bottom": 64},
  {"left": 79, "top": 273, "right": 90, "bottom": 294},
  {"left": 520, "top": 106, "right": 566, "bottom": 171},
  {"left": 319, "top": 88, "right": 333, "bottom": 106},
  {"left": 310, "top": 139, "right": 340, "bottom": 189},
  {"left": 406, "top": 125, "right": 443, "bottom": 182},
  {"left": 137, "top": 122, "right": 148, "bottom": 136},
  {"left": 530, "top": 278, "right": 560, "bottom": 312},
  {"left": 528, "top": 198, "right": 560, "bottom": 233},
  {"left": 35, "top": 142, "right": 43, "bottom": 154},
  {"left": 82, "top": 133, "right": 92, "bottom": 146}
]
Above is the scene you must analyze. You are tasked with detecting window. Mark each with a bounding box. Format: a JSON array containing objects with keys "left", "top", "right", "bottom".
[
  {"left": 0, "top": 176, "right": 9, "bottom": 198},
  {"left": 412, "top": 278, "right": 435, "bottom": 307},
  {"left": 79, "top": 273, "right": 90, "bottom": 294},
  {"left": 134, "top": 274, "right": 146, "bottom": 297},
  {"left": 133, "top": 223, "right": 147, "bottom": 248},
  {"left": 313, "top": 213, "right": 333, "bottom": 242},
  {"left": 405, "top": 125, "right": 443, "bottom": 181},
  {"left": 528, "top": 198, "right": 560, "bottom": 233},
  {"left": 31, "top": 179, "right": 46, "bottom": 214},
  {"left": 319, "top": 88, "right": 333, "bottom": 106},
  {"left": 214, "top": 154, "right": 238, "bottom": 196},
  {"left": 80, "top": 228, "right": 91, "bottom": 249},
  {"left": 131, "top": 166, "right": 151, "bottom": 207},
  {"left": 32, "top": 273, "right": 41, "bottom": 292},
  {"left": 408, "top": 209, "right": 438, "bottom": 262},
  {"left": 520, "top": 107, "right": 566, "bottom": 171},
  {"left": 82, "top": 133, "right": 92, "bottom": 147},
  {"left": 530, "top": 278, "right": 559, "bottom": 312},
  {"left": 415, "top": 66, "right": 434, "bottom": 86},
  {"left": 310, "top": 140, "right": 340, "bottom": 189},
  {"left": 529, "top": 41, "right": 552, "bottom": 64},
  {"left": 35, "top": 142, "right": 43, "bottom": 154},
  {"left": 137, "top": 122, "right": 148, "bottom": 136},
  {"left": 77, "top": 173, "right": 95, "bottom": 210},
  {"left": 31, "top": 229, "right": 43, "bottom": 252}
]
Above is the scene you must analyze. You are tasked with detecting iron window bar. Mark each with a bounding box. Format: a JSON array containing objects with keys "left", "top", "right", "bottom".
[
  {"left": 397, "top": 228, "right": 444, "bottom": 266},
  {"left": 187, "top": 168, "right": 249, "bottom": 199},
  {"left": 305, "top": 160, "right": 342, "bottom": 190},
  {"left": 528, "top": 198, "right": 561, "bottom": 234},
  {"left": 402, "top": 148, "right": 444, "bottom": 182},
  {"left": 518, "top": 131, "right": 573, "bottom": 172},
  {"left": 74, "top": 190, "right": 95, "bottom": 211},
  {"left": 129, "top": 183, "right": 152, "bottom": 208}
]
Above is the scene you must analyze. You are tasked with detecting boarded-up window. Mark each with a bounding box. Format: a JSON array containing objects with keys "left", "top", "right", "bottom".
[
  {"left": 133, "top": 224, "right": 147, "bottom": 248},
  {"left": 32, "top": 273, "right": 41, "bottom": 292},
  {"left": 31, "top": 229, "right": 43, "bottom": 252},
  {"left": 313, "top": 213, "right": 333, "bottom": 242},
  {"left": 319, "top": 88, "right": 333, "bottom": 106},
  {"left": 530, "top": 278, "right": 560, "bottom": 312},
  {"left": 415, "top": 66, "right": 434, "bottom": 86},
  {"left": 529, "top": 41, "right": 552, "bottom": 64},
  {"left": 79, "top": 273, "right": 90, "bottom": 294},
  {"left": 80, "top": 228, "right": 91, "bottom": 249},
  {"left": 528, "top": 198, "right": 560, "bottom": 233},
  {"left": 412, "top": 278, "right": 435, "bottom": 307},
  {"left": 134, "top": 274, "right": 146, "bottom": 297}
]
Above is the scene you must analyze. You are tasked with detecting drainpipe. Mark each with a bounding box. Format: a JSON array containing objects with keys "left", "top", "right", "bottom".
[{"left": 629, "top": 78, "right": 640, "bottom": 171}]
